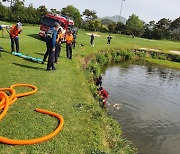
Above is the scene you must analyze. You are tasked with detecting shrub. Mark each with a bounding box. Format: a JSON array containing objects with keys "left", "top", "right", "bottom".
[
  {"left": 115, "top": 55, "right": 122, "bottom": 62},
  {"left": 87, "top": 62, "right": 101, "bottom": 77},
  {"left": 104, "top": 52, "right": 112, "bottom": 63},
  {"left": 96, "top": 54, "right": 108, "bottom": 66}
]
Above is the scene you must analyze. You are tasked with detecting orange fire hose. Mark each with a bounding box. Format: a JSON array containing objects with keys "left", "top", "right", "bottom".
[
  {"left": 0, "top": 84, "right": 64, "bottom": 145},
  {"left": 10, "top": 83, "right": 37, "bottom": 98},
  {"left": 0, "top": 92, "right": 9, "bottom": 121},
  {"left": 0, "top": 108, "right": 64, "bottom": 145},
  {"left": 0, "top": 88, "right": 16, "bottom": 110}
]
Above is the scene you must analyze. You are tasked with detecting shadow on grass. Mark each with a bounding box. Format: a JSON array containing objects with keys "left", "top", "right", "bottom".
[
  {"left": 28, "top": 34, "right": 45, "bottom": 42},
  {"left": 35, "top": 52, "right": 44, "bottom": 56},
  {"left": 13, "top": 62, "right": 45, "bottom": 71},
  {"left": 1, "top": 50, "right": 11, "bottom": 55}
]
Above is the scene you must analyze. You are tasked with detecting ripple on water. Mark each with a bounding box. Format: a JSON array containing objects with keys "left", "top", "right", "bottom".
[{"left": 102, "top": 63, "right": 180, "bottom": 154}]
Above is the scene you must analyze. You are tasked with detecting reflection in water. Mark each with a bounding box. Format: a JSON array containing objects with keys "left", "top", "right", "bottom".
[{"left": 102, "top": 62, "right": 180, "bottom": 154}]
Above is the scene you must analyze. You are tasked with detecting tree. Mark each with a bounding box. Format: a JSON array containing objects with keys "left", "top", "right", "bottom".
[
  {"left": 154, "top": 18, "right": 171, "bottom": 39},
  {"left": 61, "top": 5, "right": 81, "bottom": 28},
  {"left": 108, "top": 22, "right": 116, "bottom": 33},
  {"left": 0, "top": 2, "right": 9, "bottom": 21},
  {"left": 94, "top": 19, "right": 101, "bottom": 31},
  {"left": 126, "top": 14, "right": 144, "bottom": 36},
  {"left": 1, "top": 0, "right": 24, "bottom": 6},
  {"left": 10, "top": 0, "right": 25, "bottom": 21},
  {"left": 115, "top": 21, "right": 126, "bottom": 34},
  {"left": 82, "top": 9, "right": 97, "bottom": 21},
  {"left": 50, "top": 8, "right": 60, "bottom": 14},
  {"left": 142, "top": 21, "right": 155, "bottom": 39},
  {"left": 170, "top": 17, "right": 180, "bottom": 41},
  {"left": 37, "top": 5, "right": 48, "bottom": 18},
  {"left": 100, "top": 25, "right": 108, "bottom": 32}
]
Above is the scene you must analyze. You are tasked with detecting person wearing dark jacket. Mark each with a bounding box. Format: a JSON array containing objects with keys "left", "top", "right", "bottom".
[
  {"left": 46, "top": 22, "right": 60, "bottom": 71},
  {"left": 90, "top": 34, "right": 94, "bottom": 46},
  {"left": 107, "top": 35, "right": 112, "bottom": 44}
]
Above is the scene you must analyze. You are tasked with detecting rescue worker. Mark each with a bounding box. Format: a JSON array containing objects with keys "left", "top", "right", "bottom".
[
  {"left": 65, "top": 30, "right": 74, "bottom": 60},
  {"left": 54, "top": 28, "right": 63, "bottom": 63},
  {"left": 9, "top": 22, "right": 22, "bottom": 53},
  {"left": 98, "top": 87, "right": 109, "bottom": 107},
  {"left": 96, "top": 76, "right": 102, "bottom": 87},
  {"left": 46, "top": 22, "right": 60, "bottom": 71}
]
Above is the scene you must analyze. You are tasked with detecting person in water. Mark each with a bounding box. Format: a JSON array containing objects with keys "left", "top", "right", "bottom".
[{"left": 98, "top": 87, "right": 109, "bottom": 107}]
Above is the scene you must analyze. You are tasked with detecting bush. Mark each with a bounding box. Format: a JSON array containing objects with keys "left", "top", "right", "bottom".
[
  {"left": 87, "top": 62, "right": 101, "bottom": 77},
  {"left": 115, "top": 55, "right": 122, "bottom": 62},
  {"left": 96, "top": 54, "right": 108, "bottom": 66},
  {"left": 104, "top": 52, "right": 113, "bottom": 63},
  {"left": 117, "top": 50, "right": 133, "bottom": 60},
  {"left": 158, "top": 54, "right": 167, "bottom": 60}
]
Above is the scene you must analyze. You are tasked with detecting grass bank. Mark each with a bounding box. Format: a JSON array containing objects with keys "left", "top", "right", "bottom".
[{"left": 0, "top": 21, "right": 180, "bottom": 153}]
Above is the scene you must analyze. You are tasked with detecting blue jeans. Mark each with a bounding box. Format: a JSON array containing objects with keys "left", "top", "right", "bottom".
[{"left": 10, "top": 36, "right": 19, "bottom": 52}]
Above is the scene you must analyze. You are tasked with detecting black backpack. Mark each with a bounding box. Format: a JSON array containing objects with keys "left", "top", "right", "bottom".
[{"left": 45, "top": 28, "right": 55, "bottom": 43}]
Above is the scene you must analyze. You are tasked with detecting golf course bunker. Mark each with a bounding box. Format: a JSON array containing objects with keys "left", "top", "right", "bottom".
[
  {"left": 170, "top": 50, "right": 180, "bottom": 55},
  {"left": 86, "top": 33, "right": 101, "bottom": 37}
]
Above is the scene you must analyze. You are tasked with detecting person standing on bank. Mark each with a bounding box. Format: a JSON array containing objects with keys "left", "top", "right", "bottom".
[
  {"left": 65, "top": 30, "right": 74, "bottom": 60},
  {"left": 54, "top": 28, "right": 62, "bottom": 63},
  {"left": 72, "top": 31, "right": 76, "bottom": 49},
  {"left": 9, "top": 22, "right": 22, "bottom": 53},
  {"left": 46, "top": 22, "right": 60, "bottom": 71},
  {"left": 107, "top": 35, "right": 112, "bottom": 44},
  {"left": 90, "top": 33, "right": 94, "bottom": 46}
]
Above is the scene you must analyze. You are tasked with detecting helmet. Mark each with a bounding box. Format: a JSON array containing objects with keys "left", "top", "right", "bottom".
[
  {"left": 54, "top": 22, "right": 60, "bottom": 28},
  {"left": 17, "top": 22, "right": 22, "bottom": 29}
]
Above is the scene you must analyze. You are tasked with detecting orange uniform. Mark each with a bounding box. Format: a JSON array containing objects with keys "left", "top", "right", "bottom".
[
  {"left": 56, "top": 32, "right": 63, "bottom": 43},
  {"left": 10, "top": 25, "right": 21, "bottom": 38},
  {"left": 65, "top": 33, "right": 73, "bottom": 44}
]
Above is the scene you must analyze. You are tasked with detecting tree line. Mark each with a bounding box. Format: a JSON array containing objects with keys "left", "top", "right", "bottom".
[{"left": 0, "top": 0, "right": 180, "bottom": 41}]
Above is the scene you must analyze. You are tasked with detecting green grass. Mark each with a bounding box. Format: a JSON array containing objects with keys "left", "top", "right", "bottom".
[
  {"left": 0, "top": 21, "right": 180, "bottom": 154},
  {"left": 145, "top": 58, "right": 180, "bottom": 69}
]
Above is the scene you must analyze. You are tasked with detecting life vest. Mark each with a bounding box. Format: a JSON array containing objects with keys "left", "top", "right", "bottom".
[
  {"left": 56, "top": 32, "right": 63, "bottom": 43},
  {"left": 66, "top": 34, "right": 73, "bottom": 44}
]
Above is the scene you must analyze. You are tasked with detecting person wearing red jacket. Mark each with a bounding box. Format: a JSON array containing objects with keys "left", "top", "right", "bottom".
[
  {"left": 10, "top": 22, "right": 22, "bottom": 53},
  {"left": 98, "top": 87, "right": 109, "bottom": 107}
]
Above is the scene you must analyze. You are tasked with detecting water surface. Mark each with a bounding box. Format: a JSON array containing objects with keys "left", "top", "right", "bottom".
[{"left": 102, "top": 62, "right": 180, "bottom": 154}]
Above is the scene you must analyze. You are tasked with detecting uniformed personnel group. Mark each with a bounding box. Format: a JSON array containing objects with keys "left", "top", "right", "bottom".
[{"left": 2, "top": 22, "right": 112, "bottom": 71}]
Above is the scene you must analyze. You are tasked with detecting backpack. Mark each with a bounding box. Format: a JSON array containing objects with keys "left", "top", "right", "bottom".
[{"left": 45, "top": 28, "right": 55, "bottom": 43}]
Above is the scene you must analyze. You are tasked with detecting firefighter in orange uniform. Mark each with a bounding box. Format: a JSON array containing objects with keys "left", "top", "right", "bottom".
[
  {"left": 10, "top": 22, "right": 22, "bottom": 53},
  {"left": 65, "top": 30, "right": 74, "bottom": 60},
  {"left": 54, "top": 28, "right": 63, "bottom": 63}
]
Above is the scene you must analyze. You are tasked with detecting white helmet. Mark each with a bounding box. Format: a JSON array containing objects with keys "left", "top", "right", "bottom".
[{"left": 17, "top": 22, "right": 22, "bottom": 29}]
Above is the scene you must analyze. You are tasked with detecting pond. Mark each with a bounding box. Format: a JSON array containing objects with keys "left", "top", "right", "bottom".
[{"left": 101, "top": 61, "right": 180, "bottom": 154}]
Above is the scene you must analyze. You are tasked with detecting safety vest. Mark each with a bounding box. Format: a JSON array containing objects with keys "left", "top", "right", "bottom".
[
  {"left": 10, "top": 25, "right": 21, "bottom": 38},
  {"left": 56, "top": 32, "right": 63, "bottom": 43},
  {"left": 66, "top": 34, "right": 73, "bottom": 44}
]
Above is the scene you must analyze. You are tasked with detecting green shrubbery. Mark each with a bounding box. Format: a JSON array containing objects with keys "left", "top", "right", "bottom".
[{"left": 86, "top": 49, "right": 134, "bottom": 81}]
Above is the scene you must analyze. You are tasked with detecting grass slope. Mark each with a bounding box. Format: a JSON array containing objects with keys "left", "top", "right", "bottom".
[{"left": 0, "top": 21, "right": 179, "bottom": 153}]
